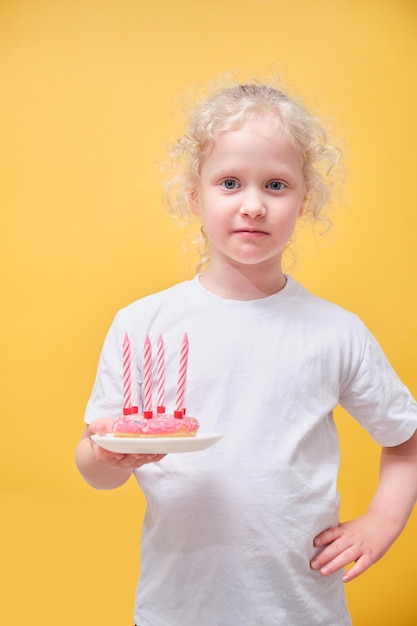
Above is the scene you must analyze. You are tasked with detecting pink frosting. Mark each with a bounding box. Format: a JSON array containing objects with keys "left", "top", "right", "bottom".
[{"left": 112, "top": 413, "right": 199, "bottom": 437}]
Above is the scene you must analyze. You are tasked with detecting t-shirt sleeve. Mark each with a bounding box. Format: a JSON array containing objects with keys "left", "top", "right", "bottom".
[
  {"left": 339, "top": 324, "right": 417, "bottom": 447},
  {"left": 84, "top": 312, "right": 126, "bottom": 423}
]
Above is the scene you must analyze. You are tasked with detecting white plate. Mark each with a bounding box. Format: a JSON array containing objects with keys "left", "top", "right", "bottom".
[{"left": 91, "top": 432, "right": 223, "bottom": 454}]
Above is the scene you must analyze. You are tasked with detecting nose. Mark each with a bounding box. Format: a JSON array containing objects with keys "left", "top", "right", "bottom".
[{"left": 239, "top": 188, "right": 266, "bottom": 218}]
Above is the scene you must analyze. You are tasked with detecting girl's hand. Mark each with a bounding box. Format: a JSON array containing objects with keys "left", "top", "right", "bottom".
[
  {"left": 87, "top": 417, "right": 166, "bottom": 470},
  {"left": 310, "top": 510, "right": 402, "bottom": 582}
]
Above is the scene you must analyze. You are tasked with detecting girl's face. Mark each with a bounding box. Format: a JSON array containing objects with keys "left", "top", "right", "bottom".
[{"left": 191, "top": 116, "right": 306, "bottom": 274}]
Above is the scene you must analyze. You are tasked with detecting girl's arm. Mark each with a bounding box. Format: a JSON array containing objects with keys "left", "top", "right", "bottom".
[
  {"left": 310, "top": 428, "right": 417, "bottom": 582},
  {"left": 75, "top": 417, "right": 164, "bottom": 490}
]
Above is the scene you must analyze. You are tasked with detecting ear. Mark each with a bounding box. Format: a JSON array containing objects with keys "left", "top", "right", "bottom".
[
  {"left": 188, "top": 187, "right": 200, "bottom": 215},
  {"left": 298, "top": 190, "right": 307, "bottom": 218}
]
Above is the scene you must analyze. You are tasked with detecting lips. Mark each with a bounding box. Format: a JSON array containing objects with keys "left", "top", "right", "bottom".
[{"left": 233, "top": 228, "right": 269, "bottom": 236}]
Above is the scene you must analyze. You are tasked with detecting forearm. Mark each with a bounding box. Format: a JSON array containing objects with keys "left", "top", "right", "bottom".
[
  {"left": 75, "top": 429, "right": 133, "bottom": 490},
  {"left": 368, "top": 429, "right": 417, "bottom": 532},
  {"left": 311, "top": 428, "right": 417, "bottom": 581}
]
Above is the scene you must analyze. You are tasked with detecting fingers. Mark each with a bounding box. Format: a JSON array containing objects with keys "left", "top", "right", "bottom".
[
  {"left": 94, "top": 448, "right": 166, "bottom": 469},
  {"left": 340, "top": 556, "right": 370, "bottom": 583},
  {"left": 311, "top": 546, "right": 370, "bottom": 582},
  {"left": 123, "top": 453, "right": 166, "bottom": 468},
  {"left": 310, "top": 515, "right": 387, "bottom": 583},
  {"left": 311, "top": 525, "right": 356, "bottom": 577},
  {"left": 310, "top": 540, "right": 364, "bottom": 579},
  {"left": 313, "top": 525, "right": 343, "bottom": 548},
  {"left": 87, "top": 417, "right": 116, "bottom": 436}
]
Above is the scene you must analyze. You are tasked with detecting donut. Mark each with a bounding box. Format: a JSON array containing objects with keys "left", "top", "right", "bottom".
[{"left": 112, "top": 412, "right": 199, "bottom": 438}]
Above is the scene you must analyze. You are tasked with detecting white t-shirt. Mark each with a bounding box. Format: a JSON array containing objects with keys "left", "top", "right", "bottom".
[{"left": 85, "top": 276, "right": 417, "bottom": 626}]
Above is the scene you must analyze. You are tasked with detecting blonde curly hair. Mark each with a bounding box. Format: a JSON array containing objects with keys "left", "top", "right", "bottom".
[{"left": 164, "top": 80, "right": 341, "bottom": 269}]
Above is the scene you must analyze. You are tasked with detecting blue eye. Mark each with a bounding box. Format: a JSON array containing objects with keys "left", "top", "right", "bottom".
[
  {"left": 221, "top": 179, "right": 239, "bottom": 190},
  {"left": 267, "top": 181, "right": 285, "bottom": 191}
]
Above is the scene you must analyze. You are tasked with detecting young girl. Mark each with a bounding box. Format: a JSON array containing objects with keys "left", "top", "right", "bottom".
[{"left": 76, "top": 81, "right": 417, "bottom": 626}]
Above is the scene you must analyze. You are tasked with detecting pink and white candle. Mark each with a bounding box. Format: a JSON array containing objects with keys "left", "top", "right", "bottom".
[
  {"left": 130, "top": 338, "right": 139, "bottom": 415},
  {"left": 156, "top": 334, "right": 166, "bottom": 413},
  {"left": 143, "top": 334, "right": 153, "bottom": 418},
  {"left": 122, "top": 333, "right": 132, "bottom": 415},
  {"left": 174, "top": 333, "right": 189, "bottom": 418}
]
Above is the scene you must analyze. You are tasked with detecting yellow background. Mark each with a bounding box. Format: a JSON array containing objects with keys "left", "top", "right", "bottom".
[{"left": 1, "top": 0, "right": 416, "bottom": 624}]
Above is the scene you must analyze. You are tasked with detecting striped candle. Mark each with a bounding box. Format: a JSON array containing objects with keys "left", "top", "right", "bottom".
[
  {"left": 130, "top": 338, "right": 139, "bottom": 415},
  {"left": 156, "top": 334, "right": 166, "bottom": 413},
  {"left": 143, "top": 334, "right": 153, "bottom": 418},
  {"left": 122, "top": 333, "right": 132, "bottom": 415},
  {"left": 174, "top": 333, "right": 189, "bottom": 418}
]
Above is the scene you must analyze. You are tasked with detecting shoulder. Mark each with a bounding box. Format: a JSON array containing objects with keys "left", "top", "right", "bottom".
[
  {"left": 116, "top": 280, "right": 194, "bottom": 320},
  {"left": 287, "top": 277, "right": 366, "bottom": 334}
]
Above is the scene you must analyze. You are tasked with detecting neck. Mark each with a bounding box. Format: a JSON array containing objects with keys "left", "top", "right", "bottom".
[{"left": 199, "top": 260, "right": 287, "bottom": 301}]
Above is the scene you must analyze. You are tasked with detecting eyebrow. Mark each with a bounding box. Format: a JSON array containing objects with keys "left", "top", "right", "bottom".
[{"left": 209, "top": 165, "right": 297, "bottom": 181}]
